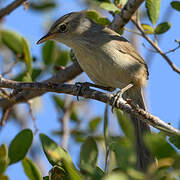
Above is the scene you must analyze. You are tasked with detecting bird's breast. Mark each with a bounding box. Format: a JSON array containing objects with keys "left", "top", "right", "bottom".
[{"left": 73, "top": 42, "right": 146, "bottom": 89}]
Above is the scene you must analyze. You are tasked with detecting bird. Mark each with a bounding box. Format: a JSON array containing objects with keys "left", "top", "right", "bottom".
[{"left": 37, "top": 11, "right": 152, "bottom": 171}]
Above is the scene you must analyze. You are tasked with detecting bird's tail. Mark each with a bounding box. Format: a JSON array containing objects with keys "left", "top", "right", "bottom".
[{"left": 125, "top": 86, "right": 152, "bottom": 171}]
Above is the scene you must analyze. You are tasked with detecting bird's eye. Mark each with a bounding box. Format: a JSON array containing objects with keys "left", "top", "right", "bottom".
[{"left": 59, "top": 24, "right": 67, "bottom": 32}]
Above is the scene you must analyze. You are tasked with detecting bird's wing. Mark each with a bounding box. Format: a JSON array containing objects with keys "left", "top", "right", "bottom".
[{"left": 114, "top": 36, "right": 149, "bottom": 79}]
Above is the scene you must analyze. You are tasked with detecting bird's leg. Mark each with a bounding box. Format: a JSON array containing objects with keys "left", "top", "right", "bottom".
[
  {"left": 111, "top": 83, "right": 134, "bottom": 112},
  {"left": 75, "top": 82, "right": 113, "bottom": 101}
]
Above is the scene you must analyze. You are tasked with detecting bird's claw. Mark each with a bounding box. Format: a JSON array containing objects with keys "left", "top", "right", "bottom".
[
  {"left": 111, "top": 90, "right": 124, "bottom": 113},
  {"left": 111, "top": 83, "right": 134, "bottom": 113},
  {"left": 75, "top": 82, "right": 90, "bottom": 101}
]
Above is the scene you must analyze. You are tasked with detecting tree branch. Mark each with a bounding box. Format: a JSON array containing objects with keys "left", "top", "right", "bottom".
[
  {"left": 0, "top": 61, "right": 83, "bottom": 108},
  {"left": 60, "top": 95, "right": 72, "bottom": 149},
  {"left": 0, "top": 75, "right": 179, "bottom": 136},
  {"left": 131, "top": 19, "right": 180, "bottom": 75},
  {"left": 0, "top": 0, "right": 27, "bottom": 20},
  {"left": 110, "top": 0, "right": 145, "bottom": 32},
  {"left": 0, "top": 0, "right": 146, "bottom": 109}
]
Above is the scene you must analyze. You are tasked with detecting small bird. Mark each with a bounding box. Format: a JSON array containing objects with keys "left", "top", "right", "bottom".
[{"left": 37, "top": 11, "right": 152, "bottom": 170}]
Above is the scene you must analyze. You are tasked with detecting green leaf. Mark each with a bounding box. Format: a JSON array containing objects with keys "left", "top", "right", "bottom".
[
  {"left": 144, "top": 133, "right": 176, "bottom": 159},
  {"left": 63, "top": 160, "right": 83, "bottom": 180},
  {"left": 0, "top": 144, "right": 8, "bottom": 161},
  {"left": 141, "top": 24, "right": 154, "bottom": 34},
  {"left": 155, "top": 22, "right": 171, "bottom": 34},
  {"left": 169, "top": 135, "right": 180, "bottom": 149},
  {"left": 80, "top": 165, "right": 104, "bottom": 180},
  {"left": 146, "top": 0, "right": 161, "bottom": 26},
  {"left": 55, "top": 50, "right": 69, "bottom": 66},
  {"left": 86, "top": 10, "right": 111, "bottom": 26},
  {"left": 43, "top": 176, "right": 49, "bottom": 180},
  {"left": 86, "top": 10, "right": 99, "bottom": 22},
  {"left": 53, "top": 95, "right": 64, "bottom": 111},
  {"left": 14, "top": 70, "right": 35, "bottom": 82},
  {"left": 93, "top": 0, "right": 110, "bottom": 2},
  {"left": 0, "top": 144, "right": 8, "bottom": 174},
  {"left": 22, "top": 157, "right": 42, "bottom": 180},
  {"left": 114, "top": 0, "right": 127, "bottom": 7},
  {"left": 104, "top": 105, "right": 109, "bottom": 146},
  {"left": 0, "top": 30, "right": 23, "bottom": 56},
  {"left": 103, "top": 172, "right": 128, "bottom": 180},
  {"left": 171, "top": 1, "right": 180, "bottom": 11},
  {"left": 127, "top": 168, "right": 145, "bottom": 179},
  {"left": 109, "top": 137, "right": 135, "bottom": 170},
  {"left": 0, "top": 174, "right": 9, "bottom": 180},
  {"left": 89, "top": 117, "right": 102, "bottom": 132},
  {"left": 97, "top": 18, "right": 111, "bottom": 26},
  {"left": 49, "top": 165, "right": 69, "bottom": 180},
  {"left": 30, "top": 2, "right": 56, "bottom": 11},
  {"left": 31, "top": 68, "right": 42, "bottom": 81},
  {"left": 115, "top": 109, "right": 135, "bottom": 143},
  {"left": 53, "top": 95, "right": 80, "bottom": 123},
  {"left": 70, "top": 110, "right": 80, "bottom": 123},
  {"left": 119, "top": 28, "right": 124, "bottom": 35},
  {"left": 100, "top": 2, "right": 120, "bottom": 12},
  {"left": 42, "top": 40, "right": 55, "bottom": 65},
  {"left": 92, "top": 166, "right": 104, "bottom": 180},
  {"left": 8, "top": 129, "right": 33, "bottom": 164},
  {"left": 21, "top": 37, "right": 32, "bottom": 73},
  {"left": 23, "top": 72, "right": 32, "bottom": 82},
  {"left": 104, "top": 105, "right": 110, "bottom": 171},
  {"left": 80, "top": 137, "right": 98, "bottom": 168},
  {"left": 39, "top": 133, "right": 72, "bottom": 166}
]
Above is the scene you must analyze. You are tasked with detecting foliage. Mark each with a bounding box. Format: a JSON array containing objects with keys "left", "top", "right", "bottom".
[{"left": 0, "top": 0, "right": 180, "bottom": 180}]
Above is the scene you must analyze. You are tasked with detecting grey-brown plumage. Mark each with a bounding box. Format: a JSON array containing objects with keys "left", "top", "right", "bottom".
[{"left": 37, "top": 11, "right": 152, "bottom": 170}]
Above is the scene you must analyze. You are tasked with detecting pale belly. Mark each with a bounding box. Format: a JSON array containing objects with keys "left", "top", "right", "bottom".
[{"left": 74, "top": 46, "right": 137, "bottom": 89}]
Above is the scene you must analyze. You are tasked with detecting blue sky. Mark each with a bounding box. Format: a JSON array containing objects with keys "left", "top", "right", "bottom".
[{"left": 0, "top": 0, "right": 180, "bottom": 179}]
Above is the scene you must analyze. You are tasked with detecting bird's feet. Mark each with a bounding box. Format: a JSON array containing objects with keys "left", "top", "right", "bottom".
[
  {"left": 75, "top": 82, "right": 90, "bottom": 101},
  {"left": 75, "top": 82, "right": 114, "bottom": 101},
  {"left": 111, "top": 83, "right": 134, "bottom": 112}
]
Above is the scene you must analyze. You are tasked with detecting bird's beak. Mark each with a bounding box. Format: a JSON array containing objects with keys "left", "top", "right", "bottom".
[{"left": 36, "top": 32, "right": 56, "bottom": 44}]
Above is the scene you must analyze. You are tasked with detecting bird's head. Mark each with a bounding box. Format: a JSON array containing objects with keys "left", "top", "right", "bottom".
[{"left": 37, "top": 11, "right": 100, "bottom": 47}]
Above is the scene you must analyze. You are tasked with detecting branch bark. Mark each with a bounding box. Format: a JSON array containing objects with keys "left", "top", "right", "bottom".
[
  {"left": 110, "top": 0, "right": 145, "bottom": 32},
  {"left": 131, "top": 19, "right": 180, "bottom": 75},
  {"left": 0, "top": 0, "right": 145, "bottom": 109},
  {"left": 60, "top": 95, "right": 72, "bottom": 149},
  {"left": 0, "top": 0, "right": 27, "bottom": 19},
  {"left": 0, "top": 76, "right": 179, "bottom": 135},
  {"left": 0, "top": 61, "right": 83, "bottom": 108}
]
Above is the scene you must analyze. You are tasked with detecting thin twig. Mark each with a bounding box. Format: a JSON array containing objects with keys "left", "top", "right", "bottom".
[
  {"left": 0, "top": 0, "right": 27, "bottom": 19},
  {"left": 164, "top": 40, "right": 180, "bottom": 55},
  {"left": 110, "top": 0, "right": 145, "bottom": 32},
  {"left": 124, "top": 27, "right": 143, "bottom": 37},
  {"left": 60, "top": 95, "right": 73, "bottom": 149},
  {"left": 142, "top": 43, "right": 157, "bottom": 53},
  {"left": 0, "top": 76, "right": 179, "bottom": 136},
  {"left": 27, "top": 101, "right": 38, "bottom": 135},
  {"left": 0, "top": 108, "right": 11, "bottom": 126},
  {"left": 0, "top": 88, "right": 10, "bottom": 98},
  {"left": 131, "top": 19, "right": 180, "bottom": 75},
  {"left": 0, "top": 61, "right": 83, "bottom": 109},
  {"left": 0, "top": 0, "right": 146, "bottom": 109},
  {"left": 2, "top": 58, "right": 19, "bottom": 76}
]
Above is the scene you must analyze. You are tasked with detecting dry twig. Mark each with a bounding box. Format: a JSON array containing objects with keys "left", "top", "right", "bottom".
[
  {"left": 60, "top": 95, "right": 73, "bottom": 149},
  {"left": 0, "top": 108, "right": 11, "bottom": 126},
  {"left": 110, "top": 0, "right": 145, "bottom": 32},
  {"left": 0, "top": 0, "right": 146, "bottom": 109},
  {"left": 27, "top": 101, "right": 38, "bottom": 135},
  {"left": 2, "top": 58, "right": 19, "bottom": 76},
  {"left": 0, "top": 75, "right": 179, "bottom": 135},
  {"left": 0, "top": 0, "right": 27, "bottom": 19},
  {"left": 131, "top": 19, "right": 180, "bottom": 75}
]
